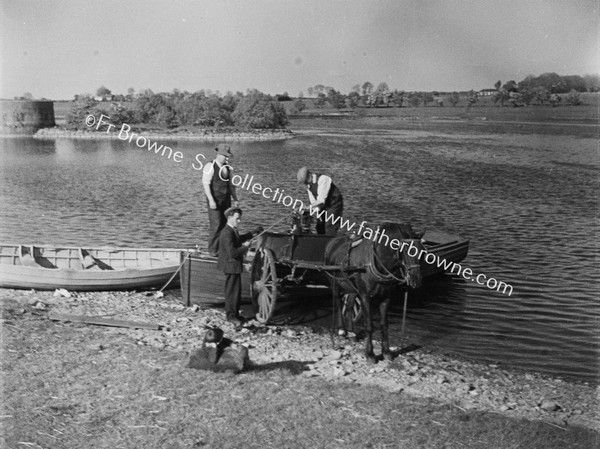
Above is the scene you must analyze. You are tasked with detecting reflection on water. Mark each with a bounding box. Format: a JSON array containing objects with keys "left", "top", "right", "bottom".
[{"left": 0, "top": 132, "right": 598, "bottom": 384}]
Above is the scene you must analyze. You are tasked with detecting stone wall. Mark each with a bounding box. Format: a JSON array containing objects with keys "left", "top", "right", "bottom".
[{"left": 0, "top": 100, "right": 56, "bottom": 134}]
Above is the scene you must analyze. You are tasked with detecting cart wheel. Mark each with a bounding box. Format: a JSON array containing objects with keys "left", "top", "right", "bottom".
[
  {"left": 341, "top": 293, "right": 362, "bottom": 324},
  {"left": 251, "top": 248, "right": 278, "bottom": 324}
]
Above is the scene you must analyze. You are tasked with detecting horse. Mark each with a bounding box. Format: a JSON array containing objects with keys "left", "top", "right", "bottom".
[{"left": 324, "top": 222, "right": 424, "bottom": 363}]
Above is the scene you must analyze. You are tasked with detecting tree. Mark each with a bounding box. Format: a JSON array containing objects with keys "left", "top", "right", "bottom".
[
  {"left": 493, "top": 81, "right": 510, "bottom": 106},
  {"left": 562, "top": 75, "right": 586, "bottom": 92},
  {"left": 232, "top": 92, "right": 288, "bottom": 129},
  {"left": 92, "top": 101, "right": 132, "bottom": 126},
  {"left": 538, "top": 73, "right": 564, "bottom": 91},
  {"left": 375, "top": 82, "right": 389, "bottom": 94},
  {"left": 466, "top": 90, "right": 479, "bottom": 108},
  {"left": 96, "top": 86, "right": 111, "bottom": 97},
  {"left": 66, "top": 94, "right": 97, "bottom": 129},
  {"left": 22, "top": 92, "right": 34, "bottom": 100},
  {"left": 503, "top": 80, "right": 518, "bottom": 92},
  {"left": 583, "top": 74, "right": 600, "bottom": 92},
  {"left": 347, "top": 91, "right": 361, "bottom": 108},
  {"left": 422, "top": 92, "right": 434, "bottom": 107},
  {"left": 313, "top": 84, "right": 326, "bottom": 96},
  {"left": 550, "top": 80, "right": 567, "bottom": 94},
  {"left": 567, "top": 89, "right": 582, "bottom": 105},
  {"left": 314, "top": 93, "right": 327, "bottom": 109},
  {"left": 518, "top": 88, "right": 534, "bottom": 106},
  {"left": 448, "top": 92, "right": 460, "bottom": 107},
  {"left": 408, "top": 92, "right": 422, "bottom": 107},
  {"left": 291, "top": 98, "right": 307, "bottom": 113},
  {"left": 326, "top": 88, "right": 346, "bottom": 109},
  {"left": 275, "top": 92, "right": 291, "bottom": 101},
  {"left": 533, "top": 86, "right": 550, "bottom": 105},
  {"left": 373, "top": 83, "right": 391, "bottom": 107},
  {"left": 391, "top": 90, "right": 405, "bottom": 107},
  {"left": 507, "top": 92, "right": 524, "bottom": 107},
  {"left": 361, "top": 82, "right": 373, "bottom": 96},
  {"left": 156, "top": 107, "right": 178, "bottom": 128}
]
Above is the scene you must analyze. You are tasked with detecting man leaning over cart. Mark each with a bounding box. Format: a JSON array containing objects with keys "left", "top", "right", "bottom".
[{"left": 297, "top": 167, "right": 344, "bottom": 236}]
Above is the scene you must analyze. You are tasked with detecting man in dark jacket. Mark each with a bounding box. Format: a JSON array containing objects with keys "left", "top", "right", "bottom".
[
  {"left": 217, "top": 207, "right": 261, "bottom": 326},
  {"left": 297, "top": 167, "right": 344, "bottom": 236}
]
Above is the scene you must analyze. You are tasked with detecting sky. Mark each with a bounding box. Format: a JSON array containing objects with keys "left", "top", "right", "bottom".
[{"left": 1, "top": 0, "right": 598, "bottom": 100}]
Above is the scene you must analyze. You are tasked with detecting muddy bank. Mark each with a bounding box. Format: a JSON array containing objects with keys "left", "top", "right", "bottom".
[
  {"left": 32, "top": 127, "right": 294, "bottom": 141},
  {"left": 1, "top": 287, "right": 598, "bottom": 432}
]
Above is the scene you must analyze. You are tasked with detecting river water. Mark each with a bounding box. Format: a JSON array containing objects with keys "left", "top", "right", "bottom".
[{"left": 0, "top": 129, "right": 598, "bottom": 384}]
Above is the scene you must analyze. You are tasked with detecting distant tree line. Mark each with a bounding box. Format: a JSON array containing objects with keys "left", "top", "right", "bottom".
[
  {"left": 67, "top": 88, "right": 288, "bottom": 130},
  {"left": 292, "top": 73, "right": 599, "bottom": 111},
  {"left": 490, "top": 73, "right": 599, "bottom": 107},
  {"left": 59, "top": 71, "right": 600, "bottom": 129},
  {"left": 292, "top": 82, "right": 481, "bottom": 110}
]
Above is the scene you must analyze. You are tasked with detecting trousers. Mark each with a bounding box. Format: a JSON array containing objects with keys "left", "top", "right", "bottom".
[
  {"left": 224, "top": 273, "right": 242, "bottom": 320},
  {"left": 207, "top": 199, "right": 230, "bottom": 255}
]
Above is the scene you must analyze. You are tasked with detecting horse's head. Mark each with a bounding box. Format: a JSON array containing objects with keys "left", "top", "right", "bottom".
[{"left": 375, "top": 222, "right": 423, "bottom": 289}]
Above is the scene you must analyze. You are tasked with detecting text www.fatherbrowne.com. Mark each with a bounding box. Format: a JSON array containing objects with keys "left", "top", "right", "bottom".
[
  {"left": 208, "top": 167, "right": 513, "bottom": 297},
  {"left": 306, "top": 206, "right": 513, "bottom": 297}
]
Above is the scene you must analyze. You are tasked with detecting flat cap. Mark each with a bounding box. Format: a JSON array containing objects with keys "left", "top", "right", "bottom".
[
  {"left": 297, "top": 166, "right": 309, "bottom": 184},
  {"left": 224, "top": 207, "right": 243, "bottom": 217},
  {"left": 216, "top": 143, "right": 233, "bottom": 157}
]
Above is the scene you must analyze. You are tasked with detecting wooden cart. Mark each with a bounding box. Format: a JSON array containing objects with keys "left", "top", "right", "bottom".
[{"left": 250, "top": 230, "right": 469, "bottom": 325}]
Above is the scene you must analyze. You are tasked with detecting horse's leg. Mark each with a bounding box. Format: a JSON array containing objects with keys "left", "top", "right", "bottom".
[
  {"left": 331, "top": 281, "right": 345, "bottom": 336},
  {"left": 362, "top": 295, "right": 377, "bottom": 364},
  {"left": 379, "top": 297, "right": 392, "bottom": 361}
]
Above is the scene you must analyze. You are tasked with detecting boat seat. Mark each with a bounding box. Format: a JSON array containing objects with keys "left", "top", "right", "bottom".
[
  {"left": 19, "top": 245, "right": 40, "bottom": 267},
  {"left": 78, "top": 248, "right": 113, "bottom": 270},
  {"left": 79, "top": 248, "right": 97, "bottom": 269}
]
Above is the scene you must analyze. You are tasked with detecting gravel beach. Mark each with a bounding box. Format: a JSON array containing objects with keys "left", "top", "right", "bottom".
[{"left": 2, "top": 287, "right": 597, "bottom": 433}]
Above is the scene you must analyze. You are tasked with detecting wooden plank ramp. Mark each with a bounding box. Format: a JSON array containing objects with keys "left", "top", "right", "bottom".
[{"left": 47, "top": 312, "right": 162, "bottom": 330}]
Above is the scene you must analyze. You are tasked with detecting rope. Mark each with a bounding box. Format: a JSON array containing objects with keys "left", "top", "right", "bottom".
[{"left": 156, "top": 252, "right": 191, "bottom": 294}]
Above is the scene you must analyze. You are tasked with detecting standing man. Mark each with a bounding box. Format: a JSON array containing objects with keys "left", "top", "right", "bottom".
[
  {"left": 217, "top": 207, "right": 261, "bottom": 327},
  {"left": 297, "top": 167, "right": 344, "bottom": 236},
  {"left": 203, "top": 144, "right": 238, "bottom": 256}
]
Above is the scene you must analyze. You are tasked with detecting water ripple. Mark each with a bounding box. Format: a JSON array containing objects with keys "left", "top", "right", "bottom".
[{"left": 0, "top": 134, "right": 598, "bottom": 383}]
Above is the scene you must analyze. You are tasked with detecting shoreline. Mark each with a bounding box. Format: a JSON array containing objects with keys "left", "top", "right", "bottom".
[
  {"left": 2, "top": 287, "right": 597, "bottom": 432},
  {"left": 29, "top": 126, "right": 294, "bottom": 141}
]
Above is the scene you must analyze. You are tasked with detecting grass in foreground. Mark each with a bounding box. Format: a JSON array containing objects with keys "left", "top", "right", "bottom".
[{"left": 2, "top": 305, "right": 598, "bottom": 449}]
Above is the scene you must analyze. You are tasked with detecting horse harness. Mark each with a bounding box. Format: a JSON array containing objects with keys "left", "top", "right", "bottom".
[{"left": 323, "top": 235, "right": 417, "bottom": 294}]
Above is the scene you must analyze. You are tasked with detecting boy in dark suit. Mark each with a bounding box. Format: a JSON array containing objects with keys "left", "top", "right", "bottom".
[{"left": 217, "top": 207, "right": 261, "bottom": 326}]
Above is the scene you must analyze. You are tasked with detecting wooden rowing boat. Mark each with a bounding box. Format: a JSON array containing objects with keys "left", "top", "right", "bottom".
[
  {"left": 0, "top": 244, "right": 182, "bottom": 291},
  {"left": 419, "top": 230, "right": 470, "bottom": 278},
  {"left": 180, "top": 250, "right": 252, "bottom": 307}
]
